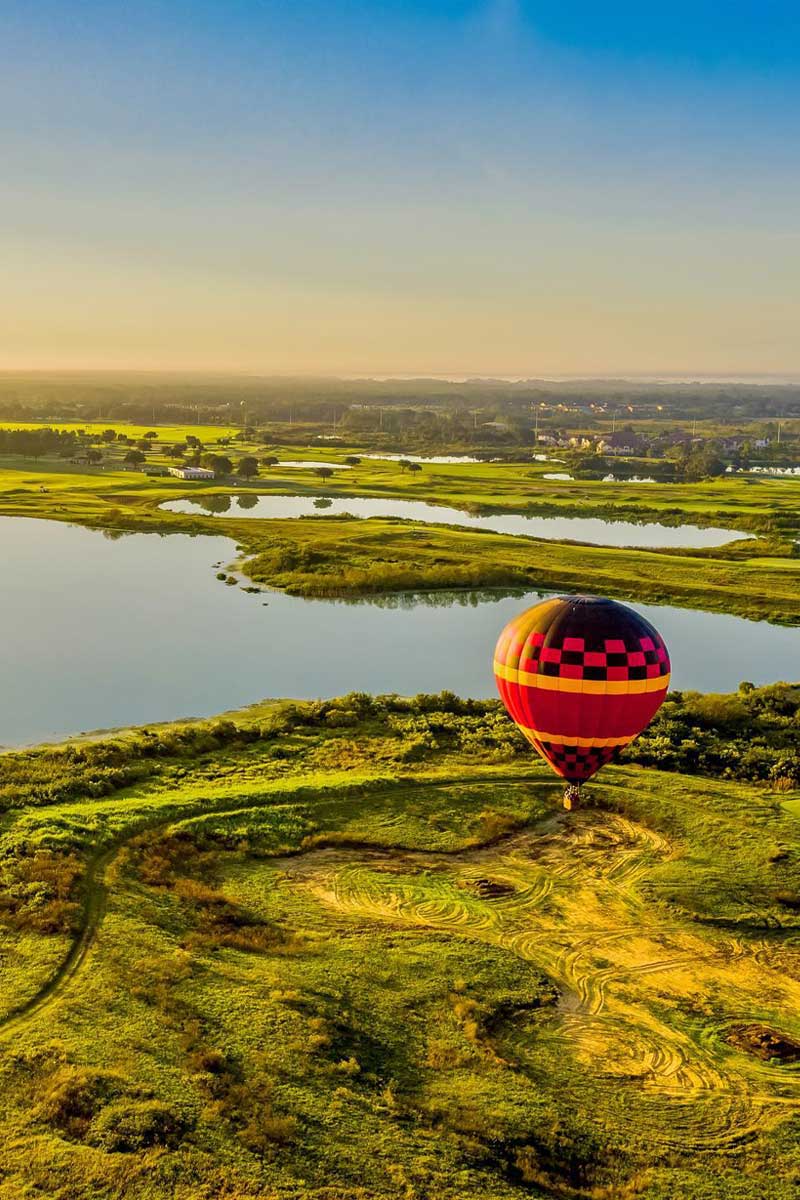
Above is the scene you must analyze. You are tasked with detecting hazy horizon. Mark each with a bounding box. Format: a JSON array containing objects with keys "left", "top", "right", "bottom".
[
  {"left": 2, "top": 368, "right": 800, "bottom": 388},
  {"left": 2, "top": 2, "right": 798, "bottom": 376}
]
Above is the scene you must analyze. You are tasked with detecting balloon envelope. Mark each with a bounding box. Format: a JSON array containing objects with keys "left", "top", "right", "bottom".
[{"left": 494, "top": 595, "right": 670, "bottom": 783}]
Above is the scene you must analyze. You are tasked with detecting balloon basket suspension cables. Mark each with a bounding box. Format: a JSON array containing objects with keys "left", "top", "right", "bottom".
[{"left": 563, "top": 784, "right": 581, "bottom": 811}]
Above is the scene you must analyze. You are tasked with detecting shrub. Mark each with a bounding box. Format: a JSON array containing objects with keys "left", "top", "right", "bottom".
[
  {"left": 35, "top": 1067, "right": 127, "bottom": 1139},
  {"left": 89, "top": 1099, "right": 191, "bottom": 1152},
  {"left": 0, "top": 850, "right": 84, "bottom": 934}
]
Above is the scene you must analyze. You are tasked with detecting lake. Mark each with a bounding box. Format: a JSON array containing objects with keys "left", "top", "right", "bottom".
[
  {"left": 361, "top": 453, "right": 494, "bottom": 464},
  {"left": 163, "top": 494, "right": 748, "bottom": 550},
  {"left": 276, "top": 460, "right": 352, "bottom": 469},
  {"left": 0, "top": 517, "right": 795, "bottom": 746}
]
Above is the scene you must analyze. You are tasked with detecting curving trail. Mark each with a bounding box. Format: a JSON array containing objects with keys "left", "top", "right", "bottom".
[
  {"left": 0, "top": 774, "right": 545, "bottom": 1042},
  {"left": 5, "top": 776, "right": 800, "bottom": 1157},
  {"left": 0, "top": 845, "right": 115, "bottom": 1038},
  {"left": 280, "top": 805, "right": 800, "bottom": 1152}
]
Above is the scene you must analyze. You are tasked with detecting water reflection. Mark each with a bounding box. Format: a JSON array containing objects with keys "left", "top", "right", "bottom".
[
  {"left": 333, "top": 588, "right": 532, "bottom": 610},
  {"left": 164, "top": 493, "right": 749, "bottom": 551},
  {"left": 0, "top": 517, "right": 793, "bottom": 746},
  {"left": 203, "top": 494, "right": 233, "bottom": 513}
]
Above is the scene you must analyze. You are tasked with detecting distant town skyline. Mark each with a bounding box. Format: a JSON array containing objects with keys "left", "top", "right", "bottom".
[{"left": 1, "top": 2, "right": 798, "bottom": 375}]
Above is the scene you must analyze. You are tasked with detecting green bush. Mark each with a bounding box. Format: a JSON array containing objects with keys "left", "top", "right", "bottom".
[
  {"left": 35, "top": 1067, "right": 128, "bottom": 1139},
  {"left": 89, "top": 1099, "right": 191, "bottom": 1152}
]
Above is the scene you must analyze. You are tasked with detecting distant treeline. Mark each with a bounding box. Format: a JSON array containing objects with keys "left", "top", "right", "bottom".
[{"left": 0, "top": 372, "right": 799, "bottom": 431}]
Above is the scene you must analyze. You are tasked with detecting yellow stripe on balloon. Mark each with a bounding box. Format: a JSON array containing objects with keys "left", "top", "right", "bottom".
[
  {"left": 493, "top": 660, "right": 671, "bottom": 695},
  {"left": 517, "top": 727, "right": 633, "bottom": 748}
]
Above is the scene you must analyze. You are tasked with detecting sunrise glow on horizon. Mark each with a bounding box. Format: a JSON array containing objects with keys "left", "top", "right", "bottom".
[{"left": 1, "top": 1, "right": 799, "bottom": 377}]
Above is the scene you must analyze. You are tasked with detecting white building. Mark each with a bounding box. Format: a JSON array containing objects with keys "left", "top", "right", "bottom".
[{"left": 168, "top": 466, "right": 215, "bottom": 480}]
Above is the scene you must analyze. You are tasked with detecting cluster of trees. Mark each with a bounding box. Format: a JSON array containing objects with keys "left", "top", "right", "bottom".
[
  {"left": 572, "top": 442, "right": 737, "bottom": 482},
  {"left": 255, "top": 687, "right": 800, "bottom": 788},
  {"left": 624, "top": 682, "right": 800, "bottom": 786},
  {"left": 0, "top": 427, "right": 81, "bottom": 457},
  {"left": 0, "top": 686, "right": 797, "bottom": 824},
  {"left": 672, "top": 445, "right": 726, "bottom": 482},
  {"left": 192, "top": 454, "right": 258, "bottom": 477}
]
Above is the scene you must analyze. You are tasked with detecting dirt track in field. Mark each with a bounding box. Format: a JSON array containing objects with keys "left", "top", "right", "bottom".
[{"left": 275, "top": 802, "right": 800, "bottom": 1150}]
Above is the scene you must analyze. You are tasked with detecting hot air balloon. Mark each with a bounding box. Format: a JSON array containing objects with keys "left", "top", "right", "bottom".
[{"left": 494, "top": 595, "right": 670, "bottom": 808}]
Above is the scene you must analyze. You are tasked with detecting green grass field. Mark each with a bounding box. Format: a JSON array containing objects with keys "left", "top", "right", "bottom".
[
  {"left": 1, "top": 419, "right": 799, "bottom": 535},
  {"left": 0, "top": 436, "right": 798, "bottom": 624},
  {"left": 2, "top": 696, "right": 800, "bottom": 1199},
  {"left": 0, "top": 419, "right": 240, "bottom": 443}
]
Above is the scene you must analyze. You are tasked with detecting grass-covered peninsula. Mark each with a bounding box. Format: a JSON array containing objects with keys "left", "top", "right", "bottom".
[
  {"left": 0, "top": 687, "right": 799, "bottom": 1199},
  {"left": 0, "top": 430, "right": 797, "bottom": 623}
]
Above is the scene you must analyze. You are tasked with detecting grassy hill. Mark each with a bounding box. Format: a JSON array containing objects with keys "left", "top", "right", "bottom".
[{"left": 1, "top": 693, "right": 800, "bottom": 1197}]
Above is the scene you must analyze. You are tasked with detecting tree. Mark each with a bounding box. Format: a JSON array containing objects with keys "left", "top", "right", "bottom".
[
  {"left": 165, "top": 443, "right": 185, "bottom": 458},
  {"left": 344, "top": 455, "right": 361, "bottom": 466},
  {"left": 101, "top": 429, "right": 117, "bottom": 443},
  {"left": 407, "top": 461, "right": 423, "bottom": 473},
  {"left": 573, "top": 453, "right": 610, "bottom": 477},
  {"left": 201, "top": 454, "right": 233, "bottom": 475},
  {"left": 315, "top": 467, "right": 334, "bottom": 480},
  {"left": 124, "top": 449, "right": 146, "bottom": 465},
  {"left": 136, "top": 438, "right": 151, "bottom": 451},
  {"left": 261, "top": 456, "right": 279, "bottom": 467},
  {"left": 237, "top": 456, "right": 259, "bottom": 478},
  {"left": 143, "top": 431, "right": 158, "bottom": 440},
  {"left": 86, "top": 449, "right": 103, "bottom": 464},
  {"left": 680, "top": 447, "right": 726, "bottom": 482}
]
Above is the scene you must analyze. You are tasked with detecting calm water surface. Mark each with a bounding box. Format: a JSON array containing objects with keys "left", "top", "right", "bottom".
[
  {"left": 361, "top": 453, "right": 493, "bottom": 464},
  {"left": 163, "top": 494, "right": 748, "bottom": 550},
  {"left": 0, "top": 517, "right": 795, "bottom": 746},
  {"left": 277, "top": 460, "right": 352, "bottom": 469}
]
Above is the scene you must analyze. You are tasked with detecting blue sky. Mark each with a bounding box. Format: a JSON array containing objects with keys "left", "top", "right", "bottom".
[{"left": 0, "top": 1, "right": 797, "bottom": 374}]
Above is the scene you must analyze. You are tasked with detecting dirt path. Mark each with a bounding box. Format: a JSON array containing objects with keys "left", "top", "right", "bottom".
[
  {"left": 0, "top": 773, "right": 546, "bottom": 1041},
  {"left": 6, "top": 775, "right": 800, "bottom": 1154},
  {"left": 278, "top": 807, "right": 800, "bottom": 1151}
]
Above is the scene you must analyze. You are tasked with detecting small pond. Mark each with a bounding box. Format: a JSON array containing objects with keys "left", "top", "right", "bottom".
[
  {"left": 361, "top": 453, "right": 495, "bottom": 464},
  {"left": 163, "top": 493, "right": 749, "bottom": 550},
  {"left": 276, "top": 460, "right": 352, "bottom": 469}
]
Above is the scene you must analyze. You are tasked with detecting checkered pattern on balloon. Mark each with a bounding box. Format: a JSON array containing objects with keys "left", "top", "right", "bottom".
[{"left": 494, "top": 596, "right": 671, "bottom": 786}]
